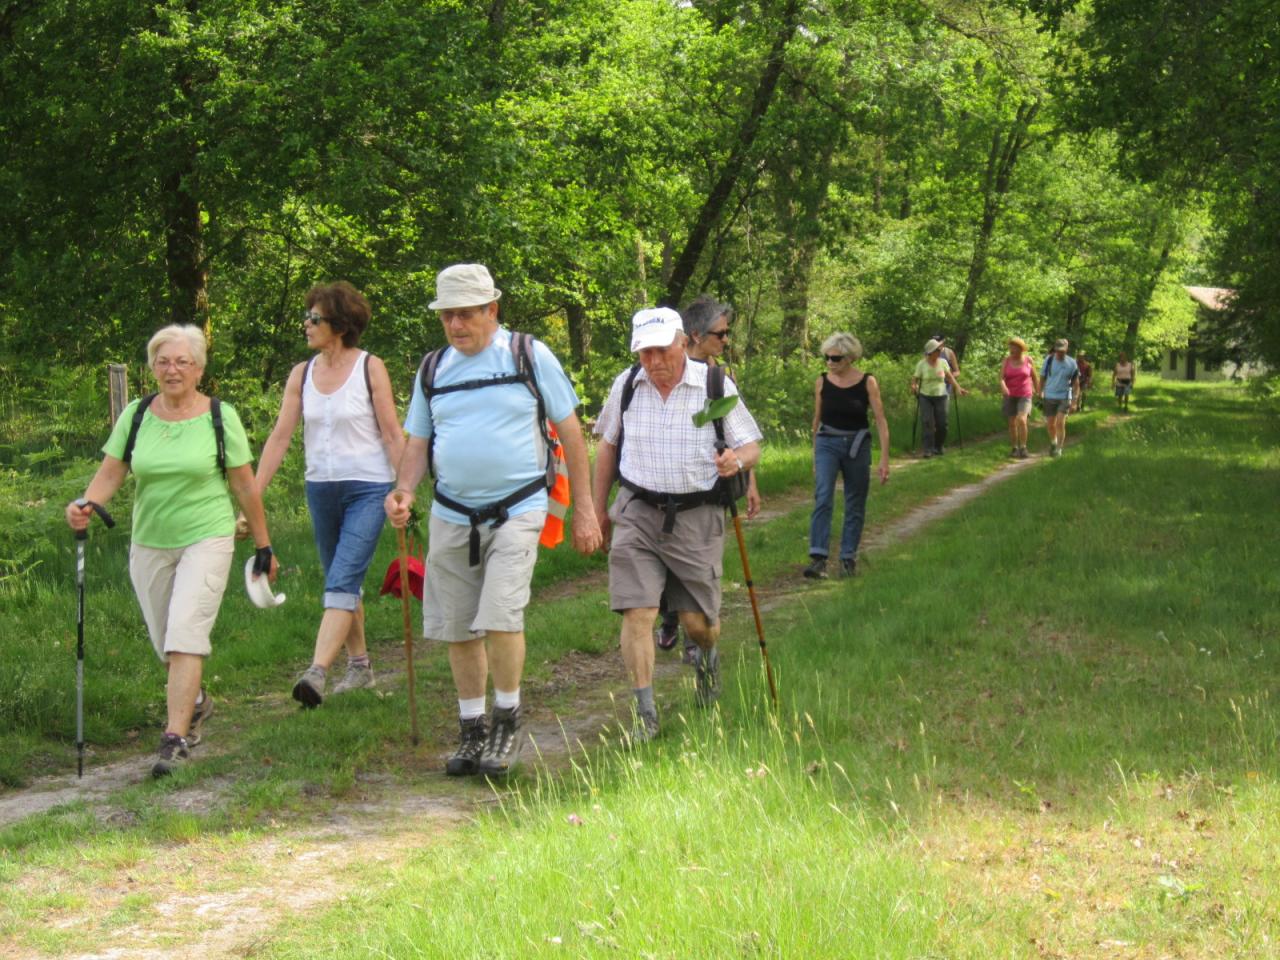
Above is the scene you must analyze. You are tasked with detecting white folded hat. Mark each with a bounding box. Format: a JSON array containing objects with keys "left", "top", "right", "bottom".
[{"left": 244, "top": 555, "right": 286, "bottom": 608}]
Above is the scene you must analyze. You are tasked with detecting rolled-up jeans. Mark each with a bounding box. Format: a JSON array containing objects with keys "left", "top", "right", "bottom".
[
  {"left": 305, "top": 479, "right": 394, "bottom": 611},
  {"left": 808, "top": 433, "right": 871, "bottom": 561},
  {"left": 919, "top": 395, "right": 948, "bottom": 452}
]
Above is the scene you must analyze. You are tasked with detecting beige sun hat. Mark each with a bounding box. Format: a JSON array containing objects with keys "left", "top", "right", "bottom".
[
  {"left": 428, "top": 264, "right": 502, "bottom": 310},
  {"left": 923, "top": 338, "right": 941, "bottom": 354}
]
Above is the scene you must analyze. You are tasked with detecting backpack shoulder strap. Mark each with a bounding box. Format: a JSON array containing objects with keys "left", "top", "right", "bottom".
[
  {"left": 615, "top": 363, "right": 643, "bottom": 465},
  {"left": 419, "top": 346, "right": 449, "bottom": 401},
  {"left": 510, "top": 332, "right": 547, "bottom": 425},
  {"left": 122, "top": 393, "right": 158, "bottom": 470},
  {"left": 1042, "top": 355, "right": 1053, "bottom": 379},
  {"left": 706, "top": 363, "right": 727, "bottom": 446},
  {"left": 210, "top": 397, "right": 226, "bottom": 477}
]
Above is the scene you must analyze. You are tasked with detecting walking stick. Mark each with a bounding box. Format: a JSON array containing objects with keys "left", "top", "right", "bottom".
[
  {"left": 953, "top": 391, "right": 963, "bottom": 449},
  {"left": 909, "top": 392, "right": 919, "bottom": 455},
  {"left": 74, "top": 500, "right": 115, "bottom": 778},
  {"left": 727, "top": 496, "right": 779, "bottom": 708},
  {"left": 395, "top": 525, "right": 421, "bottom": 745}
]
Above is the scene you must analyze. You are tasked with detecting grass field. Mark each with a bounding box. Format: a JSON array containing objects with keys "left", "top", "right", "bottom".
[{"left": 3, "top": 381, "right": 1276, "bottom": 958}]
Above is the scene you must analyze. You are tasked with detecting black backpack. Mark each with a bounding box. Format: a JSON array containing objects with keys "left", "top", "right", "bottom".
[
  {"left": 417, "top": 332, "right": 561, "bottom": 489},
  {"left": 617, "top": 360, "right": 749, "bottom": 505},
  {"left": 122, "top": 393, "right": 225, "bottom": 477}
]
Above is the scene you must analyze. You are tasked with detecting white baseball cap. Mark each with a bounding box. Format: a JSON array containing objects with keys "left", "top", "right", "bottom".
[
  {"left": 630, "top": 307, "right": 684, "bottom": 352},
  {"left": 429, "top": 263, "right": 503, "bottom": 310}
]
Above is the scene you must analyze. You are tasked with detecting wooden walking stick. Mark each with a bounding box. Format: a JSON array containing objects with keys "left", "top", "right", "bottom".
[
  {"left": 395, "top": 524, "right": 420, "bottom": 745},
  {"left": 727, "top": 495, "right": 779, "bottom": 708}
]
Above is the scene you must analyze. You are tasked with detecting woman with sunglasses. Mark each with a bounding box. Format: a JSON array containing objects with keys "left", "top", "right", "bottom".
[
  {"left": 804, "top": 333, "right": 890, "bottom": 579},
  {"left": 254, "top": 282, "right": 405, "bottom": 707}
]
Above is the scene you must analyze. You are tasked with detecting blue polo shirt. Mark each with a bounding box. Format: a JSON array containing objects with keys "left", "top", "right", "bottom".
[
  {"left": 404, "top": 328, "right": 578, "bottom": 525},
  {"left": 1042, "top": 355, "right": 1079, "bottom": 400}
]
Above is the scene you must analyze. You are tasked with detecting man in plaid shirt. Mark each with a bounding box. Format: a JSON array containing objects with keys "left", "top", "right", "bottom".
[{"left": 592, "top": 307, "right": 763, "bottom": 742}]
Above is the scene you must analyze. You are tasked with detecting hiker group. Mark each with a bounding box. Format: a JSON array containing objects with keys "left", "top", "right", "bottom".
[
  {"left": 65, "top": 260, "right": 1135, "bottom": 781},
  {"left": 65, "top": 264, "right": 761, "bottom": 780}
]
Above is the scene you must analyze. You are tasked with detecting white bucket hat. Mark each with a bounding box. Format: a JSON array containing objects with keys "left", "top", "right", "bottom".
[
  {"left": 429, "top": 263, "right": 502, "bottom": 310},
  {"left": 243, "top": 556, "right": 286, "bottom": 608},
  {"left": 923, "top": 338, "right": 941, "bottom": 354},
  {"left": 630, "top": 307, "right": 684, "bottom": 352}
]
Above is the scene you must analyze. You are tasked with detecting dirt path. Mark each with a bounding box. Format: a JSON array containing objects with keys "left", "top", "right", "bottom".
[{"left": 1, "top": 417, "right": 1122, "bottom": 960}]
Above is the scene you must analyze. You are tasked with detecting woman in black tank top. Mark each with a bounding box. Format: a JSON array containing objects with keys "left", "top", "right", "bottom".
[{"left": 804, "top": 333, "right": 891, "bottom": 580}]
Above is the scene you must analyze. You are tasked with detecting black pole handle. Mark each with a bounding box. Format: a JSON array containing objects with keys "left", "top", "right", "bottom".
[{"left": 74, "top": 500, "right": 117, "bottom": 540}]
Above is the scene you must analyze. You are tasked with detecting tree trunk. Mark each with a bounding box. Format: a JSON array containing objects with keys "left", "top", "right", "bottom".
[
  {"left": 565, "top": 299, "right": 591, "bottom": 368},
  {"left": 663, "top": 0, "right": 802, "bottom": 307},
  {"left": 1125, "top": 230, "right": 1175, "bottom": 357},
  {"left": 954, "top": 98, "right": 1039, "bottom": 359}
]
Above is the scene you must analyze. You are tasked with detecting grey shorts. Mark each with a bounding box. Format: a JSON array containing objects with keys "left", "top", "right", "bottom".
[
  {"left": 1002, "top": 396, "right": 1032, "bottom": 417},
  {"left": 1042, "top": 397, "right": 1071, "bottom": 417},
  {"left": 422, "top": 510, "right": 545, "bottom": 642},
  {"left": 607, "top": 488, "right": 725, "bottom": 625}
]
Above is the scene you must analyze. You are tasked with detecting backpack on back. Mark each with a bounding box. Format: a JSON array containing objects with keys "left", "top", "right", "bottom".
[{"left": 122, "top": 393, "right": 226, "bottom": 477}]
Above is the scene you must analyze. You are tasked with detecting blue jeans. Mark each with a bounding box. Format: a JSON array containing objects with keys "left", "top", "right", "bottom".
[
  {"left": 305, "top": 480, "right": 394, "bottom": 611},
  {"left": 808, "top": 434, "right": 871, "bottom": 561}
]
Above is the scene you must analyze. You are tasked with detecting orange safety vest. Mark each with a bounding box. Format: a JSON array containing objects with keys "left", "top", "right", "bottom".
[{"left": 540, "top": 423, "right": 570, "bottom": 549}]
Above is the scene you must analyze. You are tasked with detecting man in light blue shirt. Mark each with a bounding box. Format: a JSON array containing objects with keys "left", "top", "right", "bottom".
[
  {"left": 386, "top": 264, "right": 602, "bottom": 778},
  {"left": 1039, "top": 338, "right": 1080, "bottom": 458}
]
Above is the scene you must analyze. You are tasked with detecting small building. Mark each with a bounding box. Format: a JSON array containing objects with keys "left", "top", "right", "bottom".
[{"left": 1162, "top": 286, "right": 1267, "bottom": 381}]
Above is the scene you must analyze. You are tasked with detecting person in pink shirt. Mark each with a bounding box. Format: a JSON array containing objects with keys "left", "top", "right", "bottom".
[{"left": 1000, "top": 337, "right": 1039, "bottom": 459}]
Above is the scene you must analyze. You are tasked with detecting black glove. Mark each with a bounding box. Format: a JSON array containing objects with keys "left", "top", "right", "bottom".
[{"left": 252, "top": 545, "right": 274, "bottom": 576}]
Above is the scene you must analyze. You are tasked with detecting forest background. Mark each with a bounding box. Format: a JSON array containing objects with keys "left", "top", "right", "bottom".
[{"left": 1, "top": 0, "right": 1277, "bottom": 583}]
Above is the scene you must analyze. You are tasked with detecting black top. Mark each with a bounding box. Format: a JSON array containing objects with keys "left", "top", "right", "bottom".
[{"left": 820, "top": 374, "right": 870, "bottom": 431}]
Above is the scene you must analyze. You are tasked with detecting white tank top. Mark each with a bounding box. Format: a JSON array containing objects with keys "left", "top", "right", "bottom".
[{"left": 302, "top": 352, "right": 396, "bottom": 483}]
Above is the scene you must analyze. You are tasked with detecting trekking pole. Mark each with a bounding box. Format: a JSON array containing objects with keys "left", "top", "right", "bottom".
[
  {"left": 954, "top": 392, "right": 963, "bottom": 449},
  {"left": 74, "top": 500, "right": 115, "bottom": 778},
  {"left": 395, "top": 525, "right": 421, "bottom": 745},
  {"left": 909, "top": 392, "right": 919, "bottom": 455}
]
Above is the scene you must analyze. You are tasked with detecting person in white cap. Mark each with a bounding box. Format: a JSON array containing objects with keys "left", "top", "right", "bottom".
[
  {"left": 1039, "top": 337, "right": 1080, "bottom": 458},
  {"left": 591, "top": 307, "right": 763, "bottom": 742},
  {"left": 385, "top": 264, "right": 602, "bottom": 778}
]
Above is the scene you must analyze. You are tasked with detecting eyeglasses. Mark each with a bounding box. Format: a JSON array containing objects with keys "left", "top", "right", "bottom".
[
  {"left": 153, "top": 357, "right": 196, "bottom": 371},
  {"left": 707, "top": 329, "right": 730, "bottom": 341},
  {"left": 824, "top": 355, "right": 846, "bottom": 363},
  {"left": 303, "top": 310, "right": 328, "bottom": 326}
]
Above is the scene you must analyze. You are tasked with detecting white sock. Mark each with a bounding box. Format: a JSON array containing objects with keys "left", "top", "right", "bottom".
[
  {"left": 494, "top": 688, "right": 520, "bottom": 710},
  {"left": 458, "top": 696, "right": 486, "bottom": 720}
]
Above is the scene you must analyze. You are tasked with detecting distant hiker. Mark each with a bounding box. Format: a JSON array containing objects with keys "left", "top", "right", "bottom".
[
  {"left": 1074, "top": 351, "right": 1094, "bottom": 412},
  {"left": 933, "top": 333, "right": 961, "bottom": 392},
  {"left": 1000, "top": 337, "right": 1039, "bottom": 459},
  {"left": 804, "top": 333, "right": 890, "bottom": 580},
  {"left": 253, "top": 282, "right": 405, "bottom": 708},
  {"left": 592, "top": 307, "right": 763, "bottom": 742},
  {"left": 65, "top": 325, "right": 278, "bottom": 778},
  {"left": 653, "top": 295, "right": 762, "bottom": 665},
  {"left": 1039, "top": 338, "right": 1080, "bottom": 458},
  {"left": 911, "top": 338, "right": 967, "bottom": 458},
  {"left": 385, "top": 264, "right": 602, "bottom": 778},
  {"left": 1112, "top": 352, "right": 1136, "bottom": 411}
]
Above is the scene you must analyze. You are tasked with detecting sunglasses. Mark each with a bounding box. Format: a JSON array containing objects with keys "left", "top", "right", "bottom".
[
  {"left": 303, "top": 310, "right": 328, "bottom": 326},
  {"left": 706, "top": 329, "right": 730, "bottom": 341},
  {"left": 824, "top": 354, "right": 846, "bottom": 363}
]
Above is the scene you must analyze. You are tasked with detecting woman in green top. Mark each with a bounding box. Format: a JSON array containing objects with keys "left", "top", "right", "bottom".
[
  {"left": 910, "top": 337, "right": 967, "bottom": 458},
  {"left": 65, "top": 325, "right": 278, "bottom": 778}
]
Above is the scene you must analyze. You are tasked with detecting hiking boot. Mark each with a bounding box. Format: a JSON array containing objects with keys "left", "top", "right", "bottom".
[
  {"left": 478, "top": 706, "right": 524, "bottom": 778},
  {"left": 695, "top": 646, "right": 721, "bottom": 707},
  {"left": 922, "top": 450, "right": 933, "bottom": 459},
  {"left": 151, "top": 733, "right": 190, "bottom": 778},
  {"left": 655, "top": 616, "right": 680, "bottom": 651},
  {"left": 1017, "top": 446, "right": 1029, "bottom": 459},
  {"left": 331, "top": 662, "right": 375, "bottom": 695},
  {"left": 629, "top": 706, "right": 660, "bottom": 745},
  {"left": 187, "top": 689, "right": 213, "bottom": 747},
  {"left": 291, "top": 665, "right": 325, "bottom": 709},
  {"left": 839, "top": 557, "right": 857, "bottom": 578},
  {"left": 445, "top": 715, "right": 488, "bottom": 777},
  {"left": 681, "top": 635, "right": 700, "bottom": 667},
  {"left": 803, "top": 556, "right": 827, "bottom": 580},
  {"left": 1050, "top": 444, "right": 1063, "bottom": 459},
  {"left": 1010, "top": 446, "right": 1019, "bottom": 458},
  {"left": 934, "top": 447, "right": 945, "bottom": 456}
]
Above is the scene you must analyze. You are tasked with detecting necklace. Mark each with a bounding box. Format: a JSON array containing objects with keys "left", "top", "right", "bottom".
[{"left": 156, "top": 396, "right": 200, "bottom": 418}]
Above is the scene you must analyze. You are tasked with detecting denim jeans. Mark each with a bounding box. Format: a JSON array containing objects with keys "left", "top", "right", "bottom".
[
  {"left": 808, "top": 434, "right": 871, "bottom": 561},
  {"left": 919, "top": 395, "right": 948, "bottom": 452},
  {"left": 305, "top": 479, "right": 395, "bottom": 610}
]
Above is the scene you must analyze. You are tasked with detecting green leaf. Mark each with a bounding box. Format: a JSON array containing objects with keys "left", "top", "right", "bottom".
[{"left": 691, "top": 394, "right": 739, "bottom": 428}]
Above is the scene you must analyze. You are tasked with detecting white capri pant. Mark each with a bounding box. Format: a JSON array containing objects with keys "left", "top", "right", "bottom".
[{"left": 129, "top": 536, "right": 234, "bottom": 661}]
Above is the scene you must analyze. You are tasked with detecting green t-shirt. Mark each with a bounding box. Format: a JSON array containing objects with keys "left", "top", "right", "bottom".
[
  {"left": 913, "top": 357, "right": 951, "bottom": 397},
  {"left": 103, "top": 398, "right": 252, "bottom": 549}
]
